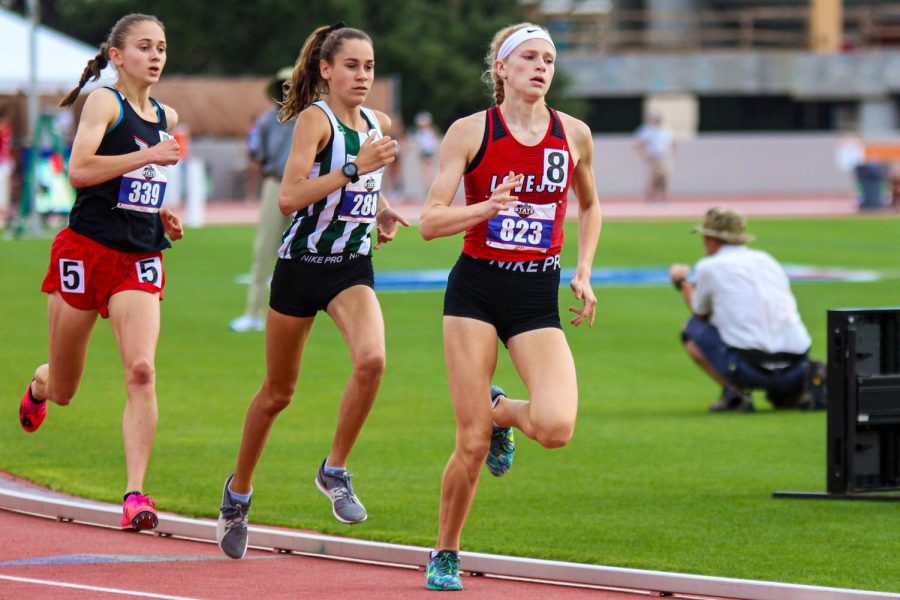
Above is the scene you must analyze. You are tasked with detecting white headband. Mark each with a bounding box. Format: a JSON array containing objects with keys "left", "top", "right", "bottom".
[{"left": 497, "top": 26, "right": 556, "bottom": 61}]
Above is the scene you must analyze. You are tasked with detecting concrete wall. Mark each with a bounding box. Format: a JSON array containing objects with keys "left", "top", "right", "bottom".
[
  {"left": 189, "top": 132, "right": 900, "bottom": 202},
  {"left": 191, "top": 138, "right": 253, "bottom": 201},
  {"left": 594, "top": 132, "right": 899, "bottom": 197}
]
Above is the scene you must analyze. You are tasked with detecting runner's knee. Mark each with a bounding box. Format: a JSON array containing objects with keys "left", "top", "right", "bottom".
[
  {"left": 456, "top": 434, "right": 490, "bottom": 467},
  {"left": 125, "top": 358, "right": 156, "bottom": 388},
  {"left": 260, "top": 381, "right": 295, "bottom": 413},
  {"left": 352, "top": 350, "right": 385, "bottom": 381}
]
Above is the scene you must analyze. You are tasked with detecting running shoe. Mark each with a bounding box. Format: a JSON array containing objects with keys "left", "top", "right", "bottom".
[
  {"left": 315, "top": 459, "right": 367, "bottom": 524},
  {"left": 120, "top": 493, "right": 158, "bottom": 531},
  {"left": 19, "top": 380, "right": 47, "bottom": 433},
  {"left": 217, "top": 474, "right": 251, "bottom": 559},
  {"left": 485, "top": 385, "right": 515, "bottom": 477},
  {"left": 229, "top": 314, "right": 265, "bottom": 332},
  {"left": 426, "top": 550, "right": 463, "bottom": 591}
]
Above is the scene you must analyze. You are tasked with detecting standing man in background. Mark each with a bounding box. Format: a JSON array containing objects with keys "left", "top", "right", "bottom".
[
  {"left": 634, "top": 112, "right": 674, "bottom": 203},
  {"left": 229, "top": 68, "right": 295, "bottom": 332}
]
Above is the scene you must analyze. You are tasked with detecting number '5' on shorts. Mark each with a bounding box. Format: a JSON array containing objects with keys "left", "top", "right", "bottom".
[{"left": 41, "top": 227, "right": 166, "bottom": 319}]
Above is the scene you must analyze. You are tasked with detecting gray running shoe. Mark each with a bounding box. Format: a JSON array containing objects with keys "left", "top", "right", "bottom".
[
  {"left": 315, "top": 459, "right": 367, "bottom": 524},
  {"left": 216, "top": 474, "right": 251, "bottom": 559}
]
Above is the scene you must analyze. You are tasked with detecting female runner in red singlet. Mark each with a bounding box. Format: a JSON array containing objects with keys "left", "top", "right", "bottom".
[{"left": 418, "top": 23, "right": 602, "bottom": 591}]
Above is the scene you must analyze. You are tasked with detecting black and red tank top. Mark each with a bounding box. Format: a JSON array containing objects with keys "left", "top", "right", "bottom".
[
  {"left": 68, "top": 87, "right": 171, "bottom": 253},
  {"left": 461, "top": 106, "right": 574, "bottom": 261}
]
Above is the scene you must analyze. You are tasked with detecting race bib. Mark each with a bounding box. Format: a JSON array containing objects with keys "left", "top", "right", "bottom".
[
  {"left": 117, "top": 132, "right": 170, "bottom": 213},
  {"left": 135, "top": 257, "right": 163, "bottom": 286},
  {"left": 542, "top": 148, "right": 570, "bottom": 191},
  {"left": 338, "top": 154, "right": 382, "bottom": 224},
  {"left": 486, "top": 201, "right": 557, "bottom": 253}
]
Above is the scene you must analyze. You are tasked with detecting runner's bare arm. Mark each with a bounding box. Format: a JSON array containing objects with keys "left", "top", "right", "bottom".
[
  {"left": 279, "top": 107, "right": 398, "bottom": 215},
  {"left": 419, "top": 113, "right": 522, "bottom": 241},
  {"left": 68, "top": 89, "right": 180, "bottom": 188},
  {"left": 564, "top": 115, "right": 601, "bottom": 327}
]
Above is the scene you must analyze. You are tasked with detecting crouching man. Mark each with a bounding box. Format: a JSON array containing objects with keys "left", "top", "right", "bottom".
[{"left": 670, "top": 207, "right": 825, "bottom": 412}]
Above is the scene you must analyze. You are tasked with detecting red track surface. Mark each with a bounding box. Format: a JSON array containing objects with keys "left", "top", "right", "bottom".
[
  {"left": 197, "top": 193, "right": 877, "bottom": 227},
  {"left": 0, "top": 508, "right": 664, "bottom": 599}
]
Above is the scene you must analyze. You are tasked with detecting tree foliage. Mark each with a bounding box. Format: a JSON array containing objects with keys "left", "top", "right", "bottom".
[{"left": 10, "top": 0, "right": 584, "bottom": 129}]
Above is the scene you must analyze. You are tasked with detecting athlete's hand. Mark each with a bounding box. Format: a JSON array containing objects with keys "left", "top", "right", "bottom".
[
  {"left": 160, "top": 207, "right": 183, "bottom": 241},
  {"left": 480, "top": 171, "right": 522, "bottom": 220},
  {"left": 568, "top": 269, "right": 596, "bottom": 327},
  {"left": 150, "top": 139, "right": 181, "bottom": 166},
  {"left": 356, "top": 132, "right": 398, "bottom": 175},
  {"left": 374, "top": 206, "right": 410, "bottom": 249}
]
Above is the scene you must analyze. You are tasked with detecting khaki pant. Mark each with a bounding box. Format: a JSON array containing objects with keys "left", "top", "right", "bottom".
[{"left": 243, "top": 176, "right": 290, "bottom": 318}]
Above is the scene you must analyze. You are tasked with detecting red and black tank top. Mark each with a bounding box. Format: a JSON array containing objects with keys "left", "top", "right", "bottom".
[
  {"left": 68, "top": 87, "right": 171, "bottom": 253},
  {"left": 461, "top": 106, "right": 574, "bottom": 261}
]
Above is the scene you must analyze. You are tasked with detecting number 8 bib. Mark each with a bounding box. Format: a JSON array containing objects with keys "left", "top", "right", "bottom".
[{"left": 486, "top": 201, "right": 557, "bottom": 253}]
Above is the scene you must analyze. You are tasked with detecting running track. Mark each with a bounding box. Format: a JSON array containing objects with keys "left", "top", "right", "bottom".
[{"left": 0, "top": 505, "right": 671, "bottom": 599}]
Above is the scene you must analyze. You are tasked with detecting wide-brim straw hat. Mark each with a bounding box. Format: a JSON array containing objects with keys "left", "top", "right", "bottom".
[
  {"left": 692, "top": 206, "right": 755, "bottom": 244},
  {"left": 267, "top": 67, "right": 293, "bottom": 101}
]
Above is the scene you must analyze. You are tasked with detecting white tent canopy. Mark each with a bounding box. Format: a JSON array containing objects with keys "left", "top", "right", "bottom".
[{"left": 0, "top": 7, "right": 115, "bottom": 95}]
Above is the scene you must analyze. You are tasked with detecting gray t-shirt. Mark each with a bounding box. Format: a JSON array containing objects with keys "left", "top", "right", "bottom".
[{"left": 250, "top": 109, "right": 295, "bottom": 178}]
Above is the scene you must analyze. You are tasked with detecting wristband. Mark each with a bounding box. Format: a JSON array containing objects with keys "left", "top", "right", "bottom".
[{"left": 673, "top": 277, "right": 686, "bottom": 291}]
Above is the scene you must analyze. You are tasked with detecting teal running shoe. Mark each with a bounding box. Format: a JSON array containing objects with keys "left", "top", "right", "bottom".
[
  {"left": 426, "top": 550, "right": 462, "bottom": 591},
  {"left": 485, "top": 385, "right": 515, "bottom": 477}
]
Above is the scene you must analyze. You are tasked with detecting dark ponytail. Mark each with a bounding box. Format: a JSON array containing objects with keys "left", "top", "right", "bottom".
[
  {"left": 60, "top": 44, "right": 110, "bottom": 108},
  {"left": 59, "top": 14, "right": 164, "bottom": 108},
  {"left": 279, "top": 24, "right": 372, "bottom": 122}
]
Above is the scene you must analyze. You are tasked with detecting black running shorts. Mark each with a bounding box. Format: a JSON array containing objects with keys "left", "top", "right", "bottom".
[
  {"left": 269, "top": 253, "right": 374, "bottom": 318},
  {"left": 443, "top": 253, "right": 561, "bottom": 345}
]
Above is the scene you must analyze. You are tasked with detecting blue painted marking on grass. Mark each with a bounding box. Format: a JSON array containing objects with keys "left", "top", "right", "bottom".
[
  {"left": 372, "top": 265, "right": 881, "bottom": 293},
  {"left": 236, "top": 265, "right": 882, "bottom": 292}
]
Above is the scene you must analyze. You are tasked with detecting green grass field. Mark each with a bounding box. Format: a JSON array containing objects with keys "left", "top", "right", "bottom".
[{"left": 2, "top": 215, "right": 899, "bottom": 592}]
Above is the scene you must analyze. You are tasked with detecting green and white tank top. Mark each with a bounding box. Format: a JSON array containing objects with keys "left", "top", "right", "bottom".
[{"left": 278, "top": 100, "right": 383, "bottom": 259}]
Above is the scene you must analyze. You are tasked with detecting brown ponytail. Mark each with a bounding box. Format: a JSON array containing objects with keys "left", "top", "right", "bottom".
[
  {"left": 60, "top": 44, "right": 110, "bottom": 108},
  {"left": 279, "top": 24, "right": 373, "bottom": 122},
  {"left": 482, "top": 23, "right": 532, "bottom": 106},
  {"left": 60, "top": 14, "right": 164, "bottom": 108}
]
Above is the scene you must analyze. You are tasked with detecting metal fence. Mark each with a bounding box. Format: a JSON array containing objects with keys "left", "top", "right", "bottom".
[{"left": 526, "top": 4, "right": 900, "bottom": 53}]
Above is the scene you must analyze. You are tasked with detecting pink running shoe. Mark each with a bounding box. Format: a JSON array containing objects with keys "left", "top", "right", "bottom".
[
  {"left": 121, "top": 493, "right": 158, "bottom": 531},
  {"left": 19, "top": 381, "right": 47, "bottom": 432}
]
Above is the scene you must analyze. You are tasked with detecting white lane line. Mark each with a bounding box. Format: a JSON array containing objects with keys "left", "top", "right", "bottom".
[{"left": 0, "top": 574, "right": 199, "bottom": 599}]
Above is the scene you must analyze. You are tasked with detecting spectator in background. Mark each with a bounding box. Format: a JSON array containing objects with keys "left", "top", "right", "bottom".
[
  {"left": 634, "top": 112, "right": 674, "bottom": 203},
  {"left": 0, "top": 117, "right": 13, "bottom": 228},
  {"left": 411, "top": 111, "right": 440, "bottom": 200},
  {"left": 229, "top": 67, "right": 295, "bottom": 332},
  {"left": 833, "top": 130, "right": 871, "bottom": 205},
  {"left": 380, "top": 125, "right": 406, "bottom": 202},
  {"left": 834, "top": 130, "right": 865, "bottom": 175},
  {"left": 669, "top": 207, "right": 826, "bottom": 413}
]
